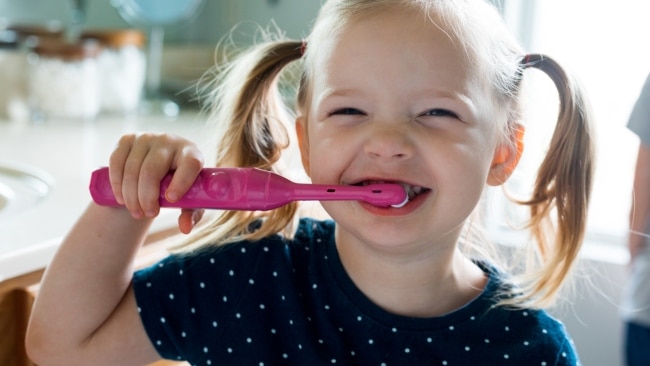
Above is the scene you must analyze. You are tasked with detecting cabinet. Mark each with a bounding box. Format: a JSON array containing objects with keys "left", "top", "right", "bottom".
[{"left": 0, "top": 227, "right": 189, "bottom": 366}]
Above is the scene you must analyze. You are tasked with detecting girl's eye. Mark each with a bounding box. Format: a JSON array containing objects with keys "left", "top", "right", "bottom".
[
  {"left": 421, "top": 109, "right": 459, "bottom": 119},
  {"left": 330, "top": 108, "right": 364, "bottom": 116}
]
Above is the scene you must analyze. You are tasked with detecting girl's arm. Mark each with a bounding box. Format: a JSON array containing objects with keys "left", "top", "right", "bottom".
[{"left": 26, "top": 133, "right": 204, "bottom": 366}]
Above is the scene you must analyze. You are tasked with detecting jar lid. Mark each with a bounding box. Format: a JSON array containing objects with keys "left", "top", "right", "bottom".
[
  {"left": 8, "top": 23, "right": 64, "bottom": 40},
  {"left": 31, "top": 38, "right": 102, "bottom": 60},
  {"left": 81, "top": 29, "right": 145, "bottom": 48}
]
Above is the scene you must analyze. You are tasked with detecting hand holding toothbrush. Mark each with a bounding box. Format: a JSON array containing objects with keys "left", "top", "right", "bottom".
[{"left": 99, "top": 133, "right": 407, "bottom": 234}]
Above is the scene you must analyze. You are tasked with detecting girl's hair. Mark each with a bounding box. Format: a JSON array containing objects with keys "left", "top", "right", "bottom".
[{"left": 176, "top": 0, "right": 595, "bottom": 309}]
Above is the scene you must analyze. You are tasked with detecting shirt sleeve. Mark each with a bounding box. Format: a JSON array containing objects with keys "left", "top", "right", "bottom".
[{"left": 628, "top": 73, "right": 650, "bottom": 146}]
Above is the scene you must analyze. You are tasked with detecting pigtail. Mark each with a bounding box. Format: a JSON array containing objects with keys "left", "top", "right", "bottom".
[
  {"left": 173, "top": 37, "right": 305, "bottom": 252},
  {"left": 513, "top": 54, "right": 595, "bottom": 307}
]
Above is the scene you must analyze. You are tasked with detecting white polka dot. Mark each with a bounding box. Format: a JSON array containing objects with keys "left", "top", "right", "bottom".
[
  {"left": 485, "top": 338, "right": 490, "bottom": 343},
  {"left": 339, "top": 327, "right": 344, "bottom": 332},
  {"left": 241, "top": 247, "right": 246, "bottom": 253},
  {"left": 203, "top": 347, "right": 209, "bottom": 353},
  {"left": 392, "top": 328, "right": 397, "bottom": 333},
  {"left": 249, "top": 279, "right": 255, "bottom": 285},
  {"left": 524, "top": 341, "right": 529, "bottom": 346},
  {"left": 229, "top": 270, "right": 234, "bottom": 276},
  {"left": 465, "top": 346, "right": 470, "bottom": 351},
  {"left": 504, "top": 326, "right": 510, "bottom": 331},
  {"left": 169, "top": 293, "right": 174, "bottom": 300},
  {"left": 271, "top": 328, "right": 277, "bottom": 334},
  {"left": 160, "top": 317, "right": 166, "bottom": 323},
  {"left": 236, "top": 313, "right": 241, "bottom": 319},
  {"left": 247, "top": 338, "right": 252, "bottom": 343},
  {"left": 313, "top": 284, "right": 318, "bottom": 289},
  {"left": 331, "top": 359, "right": 336, "bottom": 363},
  {"left": 357, "top": 316, "right": 363, "bottom": 321},
  {"left": 146, "top": 282, "right": 152, "bottom": 287},
  {"left": 264, "top": 246, "right": 269, "bottom": 252},
  {"left": 449, "top": 326, "right": 454, "bottom": 331},
  {"left": 137, "top": 307, "right": 141, "bottom": 313},
  {"left": 523, "top": 311, "right": 529, "bottom": 316},
  {"left": 504, "top": 354, "right": 509, "bottom": 359},
  {"left": 227, "top": 347, "right": 232, "bottom": 353},
  {"left": 427, "top": 337, "right": 432, "bottom": 343},
  {"left": 442, "top": 361, "right": 448, "bottom": 365},
  {"left": 210, "top": 258, "right": 215, "bottom": 264},
  {"left": 368, "top": 339, "right": 374, "bottom": 344},
  {"left": 273, "top": 271, "right": 278, "bottom": 277},
  {"left": 223, "top": 296, "right": 228, "bottom": 302},
  {"left": 260, "top": 304, "right": 266, "bottom": 309},
  {"left": 282, "top": 353, "right": 288, "bottom": 359},
  {"left": 405, "top": 348, "right": 410, "bottom": 353},
  {"left": 298, "top": 344, "right": 303, "bottom": 349},
  {"left": 179, "top": 269, "right": 183, "bottom": 275},
  {"left": 200, "top": 282, "right": 205, "bottom": 288},
  {"left": 158, "top": 263, "right": 164, "bottom": 268},
  {"left": 212, "top": 321, "right": 218, "bottom": 327},
  {"left": 324, "top": 305, "right": 330, "bottom": 310},
  {"left": 207, "top": 360, "right": 212, "bottom": 365},
  {"left": 351, "top": 351, "right": 356, "bottom": 356},
  {"left": 318, "top": 339, "right": 324, "bottom": 344},
  {"left": 470, "top": 316, "right": 475, "bottom": 320},
  {"left": 156, "top": 340, "right": 162, "bottom": 345},
  {"left": 289, "top": 319, "right": 294, "bottom": 325},
  {"left": 542, "top": 329, "right": 548, "bottom": 334},
  {"left": 181, "top": 331, "right": 186, "bottom": 337},
  {"left": 191, "top": 307, "right": 196, "bottom": 314},
  {"left": 541, "top": 362, "right": 547, "bottom": 366},
  {"left": 562, "top": 352, "right": 567, "bottom": 358}
]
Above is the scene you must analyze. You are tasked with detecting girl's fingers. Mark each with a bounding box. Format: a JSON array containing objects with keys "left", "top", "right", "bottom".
[
  {"left": 165, "top": 146, "right": 204, "bottom": 202},
  {"left": 107, "top": 133, "right": 203, "bottom": 219},
  {"left": 178, "top": 209, "right": 204, "bottom": 234},
  {"left": 108, "top": 134, "right": 136, "bottom": 205}
]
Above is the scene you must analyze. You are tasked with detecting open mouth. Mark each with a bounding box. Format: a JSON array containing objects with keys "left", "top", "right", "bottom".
[{"left": 355, "top": 180, "right": 429, "bottom": 208}]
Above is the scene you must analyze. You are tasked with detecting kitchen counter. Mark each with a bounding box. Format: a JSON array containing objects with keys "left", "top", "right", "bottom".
[{"left": 0, "top": 111, "right": 211, "bottom": 283}]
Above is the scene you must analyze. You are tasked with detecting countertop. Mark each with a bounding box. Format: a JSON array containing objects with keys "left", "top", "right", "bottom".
[{"left": 0, "top": 111, "right": 210, "bottom": 282}]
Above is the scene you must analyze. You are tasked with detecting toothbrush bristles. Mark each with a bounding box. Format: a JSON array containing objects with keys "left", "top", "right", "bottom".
[{"left": 391, "top": 196, "right": 409, "bottom": 208}]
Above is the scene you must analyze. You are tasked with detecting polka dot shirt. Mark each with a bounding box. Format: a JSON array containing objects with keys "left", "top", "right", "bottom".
[{"left": 133, "top": 218, "right": 580, "bottom": 365}]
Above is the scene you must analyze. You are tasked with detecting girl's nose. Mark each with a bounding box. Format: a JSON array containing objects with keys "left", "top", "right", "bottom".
[{"left": 363, "top": 126, "right": 414, "bottom": 162}]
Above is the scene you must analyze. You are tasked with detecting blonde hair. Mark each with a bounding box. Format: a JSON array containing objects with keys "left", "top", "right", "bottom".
[{"left": 176, "top": 0, "right": 595, "bottom": 309}]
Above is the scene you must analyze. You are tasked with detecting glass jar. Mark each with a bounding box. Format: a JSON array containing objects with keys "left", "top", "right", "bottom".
[
  {"left": 81, "top": 29, "right": 146, "bottom": 115},
  {"left": 0, "top": 30, "right": 28, "bottom": 121},
  {"left": 27, "top": 38, "right": 102, "bottom": 121}
]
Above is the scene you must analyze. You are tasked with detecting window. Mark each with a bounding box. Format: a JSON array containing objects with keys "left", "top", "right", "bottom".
[{"left": 488, "top": 0, "right": 650, "bottom": 249}]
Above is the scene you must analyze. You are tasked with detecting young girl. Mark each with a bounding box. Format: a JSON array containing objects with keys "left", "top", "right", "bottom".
[{"left": 26, "top": 0, "right": 594, "bottom": 365}]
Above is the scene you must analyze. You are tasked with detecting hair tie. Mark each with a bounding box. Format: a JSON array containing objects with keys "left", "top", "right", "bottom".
[
  {"left": 300, "top": 40, "right": 307, "bottom": 56},
  {"left": 520, "top": 54, "right": 543, "bottom": 69}
]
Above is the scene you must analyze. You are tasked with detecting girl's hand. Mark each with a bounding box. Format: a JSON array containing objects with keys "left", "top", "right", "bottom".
[{"left": 107, "top": 133, "right": 205, "bottom": 232}]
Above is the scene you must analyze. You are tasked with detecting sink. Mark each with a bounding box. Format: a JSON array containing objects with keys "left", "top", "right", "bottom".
[{"left": 0, "top": 161, "right": 55, "bottom": 219}]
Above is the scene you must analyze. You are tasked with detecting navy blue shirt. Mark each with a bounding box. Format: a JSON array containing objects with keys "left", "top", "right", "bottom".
[{"left": 133, "top": 218, "right": 580, "bottom": 365}]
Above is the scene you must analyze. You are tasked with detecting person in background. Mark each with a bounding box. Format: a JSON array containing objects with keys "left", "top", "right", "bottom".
[
  {"left": 622, "top": 73, "right": 650, "bottom": 366},
  {"left": 25, "top": 0, "right": 595, "bottom": 365}
]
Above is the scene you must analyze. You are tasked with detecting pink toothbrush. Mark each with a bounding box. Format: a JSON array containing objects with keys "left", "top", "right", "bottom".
[{"left": 89, "top": 167, "right": 408, "bottom": 211}]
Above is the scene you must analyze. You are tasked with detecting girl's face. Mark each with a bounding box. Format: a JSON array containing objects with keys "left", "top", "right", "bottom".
[{"left": 298, "top": 8, "right": 509, "bottom": 254}]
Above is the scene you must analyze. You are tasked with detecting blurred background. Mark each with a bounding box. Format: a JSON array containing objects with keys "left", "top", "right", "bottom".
[{"left": 1, "top": 1, "right": 650, "bottom": 365}]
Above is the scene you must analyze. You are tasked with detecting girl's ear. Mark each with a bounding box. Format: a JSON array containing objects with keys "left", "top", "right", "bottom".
[
  {"left": 295, "top": 117, "right": 311, "bottom": 176},
  {"left": 487, "top": 124, "right": 525, "bottom": 186}
]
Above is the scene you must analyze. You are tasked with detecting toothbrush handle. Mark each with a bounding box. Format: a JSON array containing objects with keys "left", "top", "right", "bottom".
[{"left": 89, "top": 167, "right": 406, "bottom": 210}]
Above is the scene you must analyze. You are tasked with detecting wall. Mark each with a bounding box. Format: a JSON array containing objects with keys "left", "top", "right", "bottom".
[
  {"left": 552, "top": 248, "right": 628, "bottom": 366},
  {"left": 0, "top": 0, "right": 320, "bottom": 44}
]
